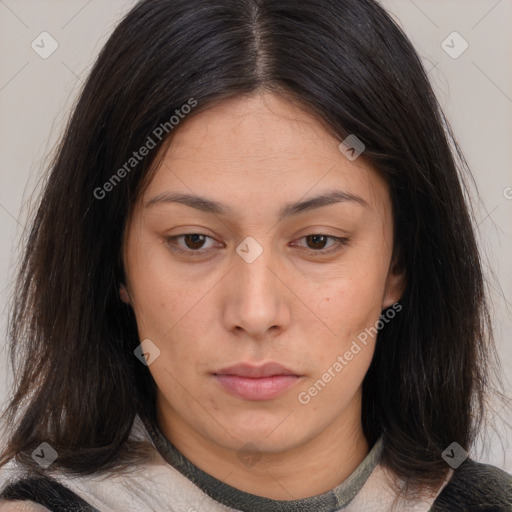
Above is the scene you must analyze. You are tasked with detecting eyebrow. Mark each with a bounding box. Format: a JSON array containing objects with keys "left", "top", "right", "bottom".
[{"left": 145, "top": 189, "right": 369, "bottom": 220}]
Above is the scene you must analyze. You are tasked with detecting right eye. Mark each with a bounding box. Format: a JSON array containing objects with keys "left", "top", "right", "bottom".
[{"left": 165, "top": 233, "right": 222, "bottom": 255}]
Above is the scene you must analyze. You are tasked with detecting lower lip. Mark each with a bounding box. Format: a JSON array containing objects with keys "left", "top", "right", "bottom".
[{"left": 213, "top": 374, "right": 301, "bottom": 401}]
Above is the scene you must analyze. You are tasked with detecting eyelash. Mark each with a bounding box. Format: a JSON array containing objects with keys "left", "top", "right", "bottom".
[{"left": 165, "top": 233, "right": 349, "bottom": 257}]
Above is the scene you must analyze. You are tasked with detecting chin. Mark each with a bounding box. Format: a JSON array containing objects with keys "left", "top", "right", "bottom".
[{"left": 223, "top": 418, "right": 308, "bottom": 449}]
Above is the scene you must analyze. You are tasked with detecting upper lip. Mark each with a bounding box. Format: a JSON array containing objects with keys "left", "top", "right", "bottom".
[{"left": 214, "top": 362, "right": 299, "bottom": 378}]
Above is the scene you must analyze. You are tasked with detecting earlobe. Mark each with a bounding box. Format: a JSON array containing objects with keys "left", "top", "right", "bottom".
[
  {"left": 119, "top": 283, "right": 132, "bottom": 305},
  {"left": 383, "top": 260, "right": 406, "bottom": 310}
]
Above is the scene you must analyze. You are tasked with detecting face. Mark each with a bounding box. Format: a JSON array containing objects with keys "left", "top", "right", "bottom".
[{"left": 122, "top": 91, "right": 403, "bottom": 459}]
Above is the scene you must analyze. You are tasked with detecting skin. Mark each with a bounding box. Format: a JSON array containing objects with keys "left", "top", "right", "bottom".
[{"left": 121, "top": 91, "right": 404, "bottom": 500}]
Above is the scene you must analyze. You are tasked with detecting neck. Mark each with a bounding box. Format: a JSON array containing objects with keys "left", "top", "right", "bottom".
[{"left": 156, "top": 394, "right": 370, "bottom": 500}]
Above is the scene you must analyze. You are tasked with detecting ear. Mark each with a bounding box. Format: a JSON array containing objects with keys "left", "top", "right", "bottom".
[
  {"left": 119, "top": 283, "right": 132, "bottom": 305},
  {"left": 382, "top": 257, "right": 406, "bottom": 310}
]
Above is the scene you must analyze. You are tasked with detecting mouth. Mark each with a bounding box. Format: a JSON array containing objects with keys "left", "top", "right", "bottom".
[{"left": 212, "top": 362, "right": 303, "bottom": 401}]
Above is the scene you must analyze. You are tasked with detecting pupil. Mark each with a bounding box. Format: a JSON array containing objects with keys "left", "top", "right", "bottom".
[
  {"left": 186, "top": 234, "right": 205, "bottom": 249},
  {"left": 308, "top": 235, "right": 326, "bottom": 250}
]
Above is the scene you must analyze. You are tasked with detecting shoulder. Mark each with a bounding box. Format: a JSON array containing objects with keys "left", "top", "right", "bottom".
[
  {"left": 431, "top": 458, "right": 512, "bottom": 511},
  {"left": 0, "top": 474, "right": 97, "bottom": 512},
  {"left": 0, "top": 501, "right": 50, "bottom": 511},
  {"left": 0, "top": 462, "right": 49, "bottom": 511}
]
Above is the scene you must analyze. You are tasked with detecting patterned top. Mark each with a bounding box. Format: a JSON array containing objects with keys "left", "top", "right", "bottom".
[{"left": 1, "top": 414, "right": 511, "bottom": 511}]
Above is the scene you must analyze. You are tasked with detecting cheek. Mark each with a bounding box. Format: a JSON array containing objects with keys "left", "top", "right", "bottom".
[
  {"left": 314, "top": 267, "right": 388, "bottom": 341},
  {"left": 299, "top": 257, "right": 390, "bottom": 382},
  {"left": 126, "top": 239, "right": 206, "bottom": 337},
  {"left": 126, "top": 250, "right": 222, "bottom": 386}
]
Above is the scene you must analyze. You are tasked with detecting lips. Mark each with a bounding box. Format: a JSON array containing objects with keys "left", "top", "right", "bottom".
[
  {"left": 212, "top": 362, "right": 302, "bottom": 401},
  {"left": 214, "top": 362, "right": 298, "bottom": 378}
]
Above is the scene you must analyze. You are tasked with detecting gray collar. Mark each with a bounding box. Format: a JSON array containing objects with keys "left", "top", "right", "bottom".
[{"left": 141, "top": 415, "right": 384, "bottom": 512}]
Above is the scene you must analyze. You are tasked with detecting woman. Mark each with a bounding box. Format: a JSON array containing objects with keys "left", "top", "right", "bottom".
[{"left": 0, "top": 0, "right": 510, "bottom": 510}]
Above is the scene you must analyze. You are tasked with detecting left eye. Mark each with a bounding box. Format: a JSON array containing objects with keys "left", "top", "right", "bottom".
[{"left": 291, "top": 234, "right": 349, "bottom": 255}]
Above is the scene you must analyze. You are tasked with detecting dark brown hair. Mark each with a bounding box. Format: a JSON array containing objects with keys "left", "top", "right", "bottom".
[{"left": 0, "top": 0, "right": 504, "bottom": 491}]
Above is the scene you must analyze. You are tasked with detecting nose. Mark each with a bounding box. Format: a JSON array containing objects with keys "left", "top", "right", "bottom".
[{"left": 222, "top": 241, "right": 291, "bottom": 340}]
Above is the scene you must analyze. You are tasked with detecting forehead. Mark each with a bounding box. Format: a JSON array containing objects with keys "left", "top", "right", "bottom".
[{"left": 141, "top": 92, "right": 390, "bottom": 216}]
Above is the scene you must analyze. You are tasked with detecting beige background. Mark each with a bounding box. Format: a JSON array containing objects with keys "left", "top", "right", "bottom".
[{"left": 0, "top": 0, "right": 511, "bottom": 471}]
